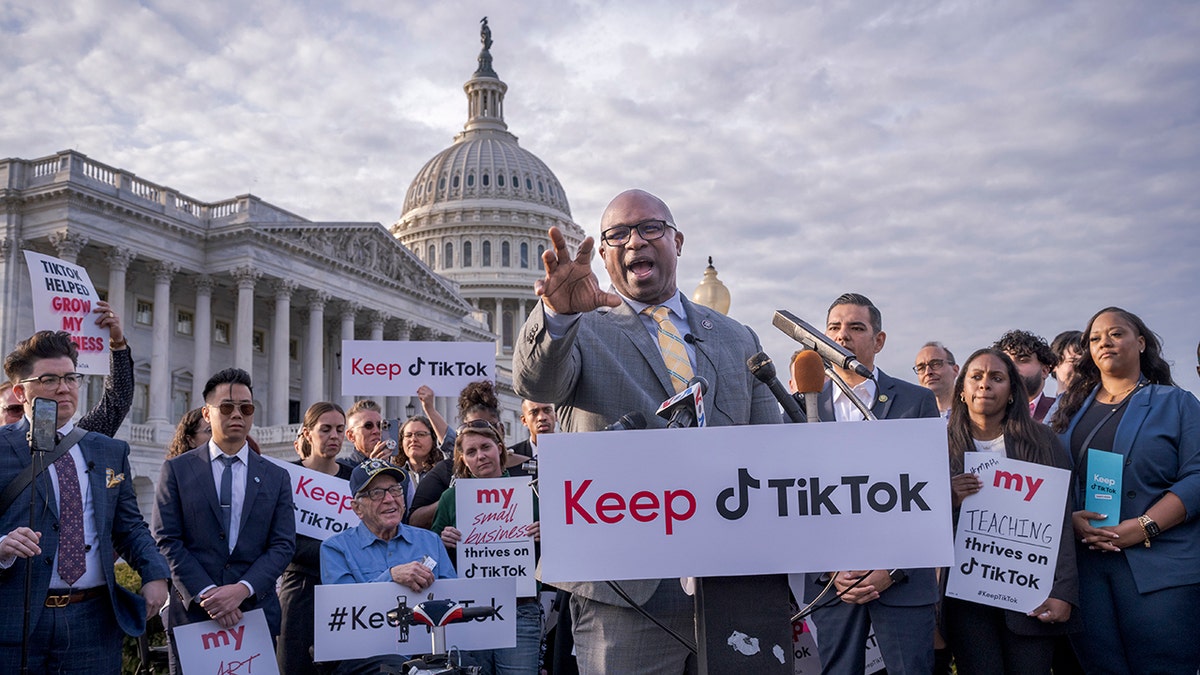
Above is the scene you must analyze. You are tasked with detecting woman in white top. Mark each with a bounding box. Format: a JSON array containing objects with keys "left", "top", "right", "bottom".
[{"left": 944, "top": 348, "right": 1078, "bottom": 674}]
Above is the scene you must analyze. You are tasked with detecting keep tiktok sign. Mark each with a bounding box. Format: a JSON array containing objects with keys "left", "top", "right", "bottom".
[
  {"left": 537, "top": 419, "right": 955, "bottom": 582},
  {"left": 341, "top": 340, "right": 495, "bottom": 396},
  {"left": 945, "top": 455, "right": 1070, "bottom": 613}
]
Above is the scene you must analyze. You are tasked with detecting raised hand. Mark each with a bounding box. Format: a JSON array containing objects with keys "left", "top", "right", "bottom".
[{"left": 533, "top": 227, "right": 620, "bottom": 315}]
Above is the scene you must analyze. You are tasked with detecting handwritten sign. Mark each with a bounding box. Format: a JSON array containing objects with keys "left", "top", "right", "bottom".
[
  {"left": 172, "top": 608, "right": 278, "bottom": 675},
  {"left": 455, "top": 476, "right": 536, "bottom": 597},
  {"left": 265, "top": 456, "right": 360, "bottom": 540},
  {"left": 538, "top": 419, "right": 954, "bottom": 582},
  {"left": 945, "top": 454, "right": 1070, "bottom": 613},
  {"left": 313, "top": 578, "right": 515, "bottom": 662},
  {"left": 341, "top": 340, "right": 495, "bottom": 396},
  {"left": 22, "top": 250, "right": 108, "bottom": 374}
]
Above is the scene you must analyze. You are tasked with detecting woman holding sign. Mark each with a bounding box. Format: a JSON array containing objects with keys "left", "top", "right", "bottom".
[
  {"left": 278, "top": 402, "right": 353, "bottom": 675},
  {"left": 1051, "top": 308, "right": 1200, "bottom": 674},
  {"left": 944, "top": 348, "right": 1078, "bottom": 674},
  {"left": 433, "top": 419, "right": 542, "bottom": 675}
]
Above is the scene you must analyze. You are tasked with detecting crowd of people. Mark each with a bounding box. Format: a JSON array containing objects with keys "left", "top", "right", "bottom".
[{"left": 0, "top": 187, "right": 1198, "bottom": 675}]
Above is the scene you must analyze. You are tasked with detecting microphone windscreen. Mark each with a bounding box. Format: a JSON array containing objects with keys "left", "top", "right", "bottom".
[{"left": 791, "top": 349, "right": 825, "bottom": 394}]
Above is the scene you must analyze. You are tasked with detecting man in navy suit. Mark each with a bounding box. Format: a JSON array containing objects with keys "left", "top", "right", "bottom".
[
  {"left": 152, "top": 367, "right": 295, "bottom": 674},
  {"left": 0, "top": 330, "right": 169, "bottom": 674},
  {"left": 802, "top": 293, "right": 940, "bottom": 675}
]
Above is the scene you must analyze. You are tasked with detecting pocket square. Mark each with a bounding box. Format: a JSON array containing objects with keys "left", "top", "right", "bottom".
[{"left": 106, "top": 468, "right": 125, "bottom": 488}]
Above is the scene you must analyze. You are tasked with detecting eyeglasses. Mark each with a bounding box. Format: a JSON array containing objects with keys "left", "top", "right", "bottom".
[
  {"left": 357, "top": 484, "right": 405, "bottom": 502},
  {"left": 600, "top": 219, "right": 676, "bottom": 246},
  {"left": 402, "top": 430, "right": 431, "bottom": 439},
  {"left": 19, "top": 373, "right": 85, "bottom": 388},
  {"left": 355, "top": 420, "right": 391, "bottom": 431},
  {"left": 912, "top": 359, "right": 948, "bottom": 375},
  {"left": 210, "top": 402, "right": 255, "bottom": 416},
  {"left": 457, "top": 419, "right": 501, "bottom": 435},
  {"left": 4, "top": 404, "right": 24, "bottom": 416}
]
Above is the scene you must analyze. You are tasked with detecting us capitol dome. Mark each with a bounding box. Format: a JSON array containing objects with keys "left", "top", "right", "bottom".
[{"left": 392, "top": 18, "right": 586, "bottom": 372}]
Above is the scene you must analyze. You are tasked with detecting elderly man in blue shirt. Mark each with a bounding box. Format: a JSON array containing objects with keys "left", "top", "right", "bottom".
[{"left": 320, "top": 459, "right": 455, "bottom": 674}]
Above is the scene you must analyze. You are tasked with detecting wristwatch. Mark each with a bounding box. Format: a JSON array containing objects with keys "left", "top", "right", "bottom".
[
  {"left": 887, "top": 569, "right": 907, "bottom": 585},
  {"left": 1138, "top": 515, "right": 1160, "bottom": 547}
]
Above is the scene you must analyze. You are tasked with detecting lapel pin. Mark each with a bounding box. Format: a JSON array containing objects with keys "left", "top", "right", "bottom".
[
  {"left": 878, "top": 394, "right": 889, "bottom": 403},
  {"left": 701, "top": 319, "right": 714, "bottom": 330},
  {"left": 254, "top": 476, "right": 261, "bottom": 484}
]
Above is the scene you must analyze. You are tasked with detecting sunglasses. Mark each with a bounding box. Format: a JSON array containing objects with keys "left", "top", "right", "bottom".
[
  {"left": 457, "top": 419, "right": 502, "bottom": 435},
  {"left": 355, "top": 420, "right": 391, "bottom": 431},
  {"left": 4, "top": 404, "right": 24, "bottom": 416},
  {"left": 210, "top": 402, "right": 255, "bottom": 416}
]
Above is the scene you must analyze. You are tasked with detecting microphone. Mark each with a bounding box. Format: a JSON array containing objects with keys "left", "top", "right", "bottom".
[
  {"left": 656, "top": 376, "right": 709, "bottom": 429},
  {"left": 773, "top": 310, "right": 873, "bottom": 380},
  {"left": 791, "top": 348, "right": 825, "bottom": 424},
  {"left": 86, "top": 461, "right": 95, "bottom": 472},
  {"left": 683, "top": 333, "right": 702, "bottom": 344},
  {"left": 747, "top": 352, "right": 805, "bottom": 424},
  {"left": 603, "top": 411, "right": 648, "bottom": 432}
]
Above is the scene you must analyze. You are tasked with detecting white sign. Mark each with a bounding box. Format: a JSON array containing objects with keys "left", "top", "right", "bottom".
[
  {"left": 313, "top": 578, "right": 516, "bottom": 662},
  {"left": 945, "top": 455, "right": 1070, "bottom": 613},
  {"left": 787, "top": 577, "right": 883, "bottom": 675},
  {"left": 172, "top": 608, "right": 279, "bottom": 675},
  {"left": 455, "top": 476, "right": 537, "bottom": 597},
  {"left": 22, "top": 250, "right": 108, "bottom": 374},
  {"left": 538, "top": 419, "right": 954, "bottom": 582},
  {"left": 341, "top": 340, "right": 495, "bottom": 396},
  {"left": 264, "top": 456, "right": 360, "bottom": 541}
]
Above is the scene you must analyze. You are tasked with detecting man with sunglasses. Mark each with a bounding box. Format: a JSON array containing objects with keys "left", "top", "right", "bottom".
[
  {"left": 344, "top": 399, "right": 394, "bottom": 465},
  {"left": 514, "top": 189, "right": 783, "bottom": 674},
  {"left": 152, "top": 367, "right": 295, "bottom": 674},
  {"left": 0, "top": 330, "right": 169, "bottom": 674}
]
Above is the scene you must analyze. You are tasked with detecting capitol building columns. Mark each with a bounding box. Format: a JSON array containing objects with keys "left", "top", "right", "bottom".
[
  {"left": 192, "top": 275, "right": 215, "bottom": 406},
  {"left": 302, "top": 291, "right": 329, "bottom": 411},
  {"left": 148, "top": 262, "right": 178, "bottom": 424},
  {"left": 232, "top": 265, "right": 261, "bottom": 375},
  {"left": 270, "top": 279, "right": 296, "bottom": 425}
]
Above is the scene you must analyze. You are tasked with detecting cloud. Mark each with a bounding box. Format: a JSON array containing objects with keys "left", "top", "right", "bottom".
[{"left": 3, "top": 0, "right": 1197, "bottom": 391}]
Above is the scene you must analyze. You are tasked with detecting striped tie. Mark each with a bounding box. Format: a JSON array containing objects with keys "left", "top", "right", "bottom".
[{"left": 644, "top": 306, "right": 694, "bottom": 393}]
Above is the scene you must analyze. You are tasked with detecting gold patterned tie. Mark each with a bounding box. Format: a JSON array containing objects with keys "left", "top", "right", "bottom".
[{"left": 644, "top": 306, "right": 694, "bottom": 393}]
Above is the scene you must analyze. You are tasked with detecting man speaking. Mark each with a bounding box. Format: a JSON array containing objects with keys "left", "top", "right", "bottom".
[{"left": 513, "top": 189, "right": 782, "bottom": 674}]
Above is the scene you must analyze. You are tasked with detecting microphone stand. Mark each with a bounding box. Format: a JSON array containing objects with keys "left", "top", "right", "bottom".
[
  {"left": 823, "top": 362, "right": 878, "bottom": 421},
  {"left": 20, "top": 430, "right": 47, "bottom": 675}
]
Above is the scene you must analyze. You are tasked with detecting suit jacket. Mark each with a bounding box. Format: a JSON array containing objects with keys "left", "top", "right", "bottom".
[
  {"left": 513, "top": 296, "right": 781, "bottom": 604},
  {"left": 1060, "top": 383, "right": 1200, "bottom": 594},
  {"left": 151, "top": 445, "right": 296, "bottom": 633},
  {"left": 802, "top": 370, "right": 941, "bottom": 607},
  {"left": 0, "top": 422, "right": 169, "bottom": 640}
]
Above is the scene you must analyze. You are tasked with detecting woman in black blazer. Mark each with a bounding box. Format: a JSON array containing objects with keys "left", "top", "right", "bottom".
[{"left": 944, "top": 348, "right": 1078, "bottom": 674}]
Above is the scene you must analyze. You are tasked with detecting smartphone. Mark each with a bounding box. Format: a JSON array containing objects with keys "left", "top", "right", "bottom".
[
  {"left": 30, "top": 397, "right": 58, "bottom": 452},
  {"left": 383, "top": 418, "right": 401, "bottom": 457}
]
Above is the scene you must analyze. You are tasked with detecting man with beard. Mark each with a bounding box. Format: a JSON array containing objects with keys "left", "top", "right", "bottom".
[{"left": 993, "top": 329, "right": 1058, "bottom": 423}]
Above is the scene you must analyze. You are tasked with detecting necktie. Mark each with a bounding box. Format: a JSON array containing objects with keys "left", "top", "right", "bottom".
[
  {"left": 644, "top": 306, "right": 694, "bottom": 393},
  {"left": 218, "top": 455, "right": 238, "bottom": 543},
  {"left": 54, "top": 446, "right": 86, "bottom": 586}
]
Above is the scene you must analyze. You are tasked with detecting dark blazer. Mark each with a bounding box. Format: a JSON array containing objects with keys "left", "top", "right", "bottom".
[
  {"left": 513, "top": 296, "right": 781, "bottom": 604},
  {"left": 0, "top": 422, "right": 169, "bottom": 641},
  {"left": 803, "top": 370, "right": 941, "bottom": 607},
  {"left": 151, "top": 445, "right": 295, "bottom": 633},
  {"left": 1060, "top": 383, "right": 1200, "bottom": 593}
]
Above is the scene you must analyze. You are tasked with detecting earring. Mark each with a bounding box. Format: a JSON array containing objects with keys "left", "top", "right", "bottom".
[{"left": 1008, "top": 397, "right": 1013, "bottom": 404}]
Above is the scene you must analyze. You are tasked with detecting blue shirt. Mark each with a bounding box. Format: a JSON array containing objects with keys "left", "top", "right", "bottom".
[{"left": 320, "top": 521, "right": 456, "bottom": 585}]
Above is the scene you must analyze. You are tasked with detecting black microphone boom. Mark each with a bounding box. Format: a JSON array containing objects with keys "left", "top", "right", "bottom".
[
  {"left": 747, "top": 352, "right": 806, "bottom": 424},
  {"left": 603, "top": 411, "right": 649, "bottom": 432},
  {"left": 773, "top": 310, "right": 873, "bottom": 380}
]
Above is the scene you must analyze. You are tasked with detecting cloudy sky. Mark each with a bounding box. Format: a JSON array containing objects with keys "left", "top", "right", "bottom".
[{"left": 4, "top": 1, "right": 1198, "bottom": 396}]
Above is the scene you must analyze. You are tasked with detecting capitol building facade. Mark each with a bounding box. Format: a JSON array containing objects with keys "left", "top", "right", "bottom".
[{"left": 0, "top": 23, "right": 579, "bottom": 511}]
